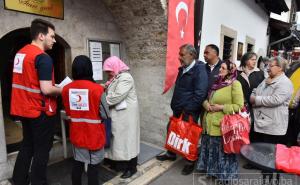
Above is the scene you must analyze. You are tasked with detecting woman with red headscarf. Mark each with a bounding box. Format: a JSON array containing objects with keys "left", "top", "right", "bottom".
[{"left": 103, "top": 56, "right": 140, "bottom": 178}]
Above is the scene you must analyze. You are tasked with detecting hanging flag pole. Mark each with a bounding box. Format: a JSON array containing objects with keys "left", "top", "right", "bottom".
[{"left": 194, "top": 0, "right": 204, "bottom": 60}]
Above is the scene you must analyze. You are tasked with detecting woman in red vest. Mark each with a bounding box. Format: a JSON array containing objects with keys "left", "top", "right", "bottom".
[{"left": 61, "top": 55, "right": 107, "bottom": 185}]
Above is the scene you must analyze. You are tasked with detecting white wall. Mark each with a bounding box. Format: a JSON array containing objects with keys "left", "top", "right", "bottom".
[
  {"left": 199, "top": 0, "right": 270, "bottom": 65},
  {"left": 270, "top": 0, "right": 292, "bottom": 23}
]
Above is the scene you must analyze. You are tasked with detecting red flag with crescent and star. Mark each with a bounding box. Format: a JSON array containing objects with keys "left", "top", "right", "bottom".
[{"left": 163, "top": 0, "right": 195, "bottom": 94}]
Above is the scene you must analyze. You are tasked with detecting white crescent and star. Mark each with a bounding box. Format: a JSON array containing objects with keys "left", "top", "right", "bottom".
[{"left": 175, "top": 1, "right": 189, "bottom": 38}]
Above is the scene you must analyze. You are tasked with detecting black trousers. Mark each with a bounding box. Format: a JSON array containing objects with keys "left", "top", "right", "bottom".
[
  {"left": 105, "top": 157, "right": 138, "bottom": 171},
  {"left": 12, "top": 113, "right": 55, "bottom": 185},
  {"left": 124, "top": 157, "right": 138, "bottom": 171},
  {"left": 253, "top": 132, "right": 286, "bottom": 145},
  {"left": 285, "top": 109, "right": 300, "bottom": 146},
  {"left": 72, "top": 160, "right": 99, "bottom": 185}
]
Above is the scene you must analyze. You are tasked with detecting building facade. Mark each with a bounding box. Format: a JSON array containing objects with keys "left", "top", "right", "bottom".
[{"left": 0, "top": 0, "right": 290, "bottom": 182}]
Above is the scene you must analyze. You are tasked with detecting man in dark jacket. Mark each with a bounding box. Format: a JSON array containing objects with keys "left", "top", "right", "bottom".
[
  {"left": 204, "top": 44, "right": 222, "bottom": 90},
  {"left": 156, "top": 44, "right": 208, "bottom": 175}
]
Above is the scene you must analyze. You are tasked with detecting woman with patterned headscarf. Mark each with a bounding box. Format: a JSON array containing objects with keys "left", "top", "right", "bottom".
[
  {"left": 103, "top": 56, "right": 140, "bottom": 179},
  {"left": 197, "top": 60, "right": 244, "bottom": 183}
]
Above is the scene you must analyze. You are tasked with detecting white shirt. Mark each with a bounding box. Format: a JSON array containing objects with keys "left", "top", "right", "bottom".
[
  {"left": 182, "top": 60, "right": 196, "bottom": 74},
  {"left": 208, "top": 63, "right": 217, "bottom": 72}
]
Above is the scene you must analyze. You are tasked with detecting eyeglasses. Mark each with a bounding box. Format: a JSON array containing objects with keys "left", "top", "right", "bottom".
[{"left": 268, "top": 64, "right": 278, "bottom": 68}]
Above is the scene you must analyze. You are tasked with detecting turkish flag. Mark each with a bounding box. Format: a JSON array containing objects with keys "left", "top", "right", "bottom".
[{"left": 163, "top": 0, "right": 195, "bottom": 94}]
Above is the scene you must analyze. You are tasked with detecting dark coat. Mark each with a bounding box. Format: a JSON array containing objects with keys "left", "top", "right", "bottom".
[
  {"left": 205, "top": 60, "right": 222, "bottom": 90},
  {"left": 237, "top": 69, "right": 265, "bottom": 107},
  {"left": 171, "top": 62, "right": 208, "bottom": 120}
]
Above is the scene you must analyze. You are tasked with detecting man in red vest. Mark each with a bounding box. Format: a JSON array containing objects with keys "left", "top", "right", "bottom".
[{"left": 10, "top": 19, "right": 61, "bottom": 185}]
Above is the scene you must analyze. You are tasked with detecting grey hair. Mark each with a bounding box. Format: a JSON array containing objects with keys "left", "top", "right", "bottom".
[
  {"left": 261, "top": 57, "right": 270, "bottom": 64},
  {"left": 180, "top": 44, "right": 197, "bottom": 59},
  {"left": 270, "top": 56, "right": 289, "bottom": 72}
]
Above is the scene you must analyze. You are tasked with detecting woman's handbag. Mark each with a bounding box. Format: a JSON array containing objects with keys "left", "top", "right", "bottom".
[
  {"left": 165, "top": 114, "right": 203, "bottom": 161},
  {"left": 221, "top": 108, "right": 250, "bottom": 154}
]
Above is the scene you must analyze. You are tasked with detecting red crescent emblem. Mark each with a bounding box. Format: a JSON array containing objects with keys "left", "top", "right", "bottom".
[
  {"left": 76, "top": 95, "right": 82, "bottom": 102},
  {"left": 15, "top": 58, "right": 20, "bottom": 65}
]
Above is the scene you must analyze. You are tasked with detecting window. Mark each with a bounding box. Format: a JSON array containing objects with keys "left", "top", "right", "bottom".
[
  {"left": 245, "top": 36, "right": 255, "bottom": 53},
  {"left": 237, "top": 42, "right": 244, "bottom": 61},
  {"left": 247, "top": 43, "right": 254, "bottom": 52},
  {"left": 88, "top": 40, "right": 121, "bottom": 82},
  {"left": 220, "top": 25, "right": 237, "bottom": 61},
  {"left": 223, "top": 36, "right": 234, "bottom": 60}
]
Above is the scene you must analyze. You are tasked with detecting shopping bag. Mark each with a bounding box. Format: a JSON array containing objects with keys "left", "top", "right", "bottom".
[
  {"left": 100, "top": 100, "right": 111, "bottom": 148},
  {"left": 276, "top": 144, "right": 300, "bottom": 175},
  {"left": 221, "top": 110, "right": 250, "bottom": 154},
  {"left": 103, "top": 118, "right": 111, "bottom": 148},
  {"left": 165, "top": 115, "right": 203, "bottom": 161}
]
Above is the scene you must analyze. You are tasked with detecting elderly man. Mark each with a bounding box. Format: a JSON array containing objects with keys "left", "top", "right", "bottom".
[{"left": 156, "top": 44, "right": 208, "bottom": 175}]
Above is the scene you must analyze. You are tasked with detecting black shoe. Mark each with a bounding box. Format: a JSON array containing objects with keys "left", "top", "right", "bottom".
[
  {"left": 243, "top": 163, "right": 257, "bottom": 170},
  {"left": 181, "top": 164, "right": 194, "bottom": 175},
  {"left": 120, "top": 168, "right": 137, "bottom": 179},
  {"left": 156, "top": 154, "right": 177, "bottom": 161},
  {"left": 196, "top": 169, "right": 206, "bottom": 174}
]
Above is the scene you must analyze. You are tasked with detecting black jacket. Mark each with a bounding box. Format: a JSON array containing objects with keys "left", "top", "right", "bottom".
[
  {"left": 205, "top": 60, "right": 222, "bottom": 90},
  {"left": 237, "top": 69, "right": 265, "bottom": 107},
  {"left": 171, "top": 62, "right": 208, "bottom": 118}
]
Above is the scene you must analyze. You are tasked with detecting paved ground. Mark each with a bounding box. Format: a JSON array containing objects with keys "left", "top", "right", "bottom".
[
  {"left": 4, "top": 145, "right": 300, "bottom": 185},
  {"left": 149, "top": 156, "right": 300, "bottom": 185},
  {"left": 5, "top": 155, "right": 300, "bottom": 185}
]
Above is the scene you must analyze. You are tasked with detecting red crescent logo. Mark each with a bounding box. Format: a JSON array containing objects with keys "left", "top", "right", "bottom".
[
  {"left": 15, "top": 58, "right": 20, "bottom": 65},
  {"left": 76, "top": 95, "right": 82, "bottom": 102}
]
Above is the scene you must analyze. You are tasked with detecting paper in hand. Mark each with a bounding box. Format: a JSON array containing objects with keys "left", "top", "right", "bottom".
[
  {"left": 58, "top": 76, "right": 72, "bottom": 88},
  {"left": 115, "top": 100, "right": 127, "bottom": 110}
]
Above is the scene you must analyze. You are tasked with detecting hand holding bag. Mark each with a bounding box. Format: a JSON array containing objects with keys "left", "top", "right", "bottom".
[
  {"left": 165, "top": 114, "right": 203, "bottom": 161},
  {"left": 221, "top": 109, "right": 250, "bottom": 154}
]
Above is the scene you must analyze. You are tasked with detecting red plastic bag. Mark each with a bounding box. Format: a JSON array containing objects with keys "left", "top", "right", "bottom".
[
  {"left": 221, "top": 112, "right": 250, "bottom": 154},
  {"left": 165, "top": 115, "right": 203, "bottom": 161},
  {"left": 276, "top": 144, "right": 300, "bottom": 175}
]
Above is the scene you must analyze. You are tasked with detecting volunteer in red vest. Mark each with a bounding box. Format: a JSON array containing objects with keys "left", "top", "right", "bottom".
[
  {"left": 10, "top": 19, "right": 61, "bottom": 185},
  {"left": 62, "top": 55, "right": 107, "bottom": 185}
]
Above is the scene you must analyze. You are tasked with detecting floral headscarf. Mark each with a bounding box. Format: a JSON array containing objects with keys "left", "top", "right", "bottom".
[{"left": 208, "top": 60, "right": 237, "bottom": 98}]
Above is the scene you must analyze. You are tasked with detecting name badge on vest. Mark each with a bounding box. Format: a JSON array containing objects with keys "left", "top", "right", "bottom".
[
  {"left": 13, "top": 53, "right": 26, "bottom": 74},
  {"left": 69, "top": 89, "right": 89, "bottom": 111}
]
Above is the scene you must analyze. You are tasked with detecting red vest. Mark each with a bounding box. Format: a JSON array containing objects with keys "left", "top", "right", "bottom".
[
  {"left": 10, "top": 44, "right": 57, "bottom": 118},
  {"left": 62, "top": 80, "right": 106, "bottom": 150}
]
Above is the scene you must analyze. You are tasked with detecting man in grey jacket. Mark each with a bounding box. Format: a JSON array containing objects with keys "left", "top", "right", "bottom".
[{"left": 250, "top": 56, "right": 293, "bottom": 144}]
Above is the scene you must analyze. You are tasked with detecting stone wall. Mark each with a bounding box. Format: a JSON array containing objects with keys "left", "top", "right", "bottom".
[
  {"left": 0, "top": 0, "right": 122, "bottom": 59},
  {"left": 0, "top": 0, "right": 122, "bottom": 181},
  {"left": 0, "top": 0, "right": 171, "bottom": 154},
  {"left": 102, "top": 0, "right": 172, "bottom": 146}
]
